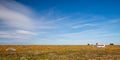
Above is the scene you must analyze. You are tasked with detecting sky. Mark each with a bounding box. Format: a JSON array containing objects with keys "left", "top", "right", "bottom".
[{"left": 0, "top": 0, "right": 120, "bottom": 45}]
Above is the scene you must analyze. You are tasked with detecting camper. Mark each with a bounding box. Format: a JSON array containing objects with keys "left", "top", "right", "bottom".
[{"left": 97, "top": 44, "right": 105, "bottom": 48}]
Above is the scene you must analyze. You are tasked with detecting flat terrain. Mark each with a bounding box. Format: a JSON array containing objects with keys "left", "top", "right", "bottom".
[{"left": 0, "top": 45, "right": 120, "bottom": 60}]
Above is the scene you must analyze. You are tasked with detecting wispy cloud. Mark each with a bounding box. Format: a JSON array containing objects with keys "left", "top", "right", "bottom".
[
  {"left": 71, "top": 23, "right": 97, "bottom": 29},
  {"left": 54, "top": 28, "right": 120, "bottom": 45},
  {"left": 0, "top": 0, "right": 66, "bottom": 41},
  {"left": 59, "top": 29, "right": 116, "bottom": 38},
  {"left": 0, "top": 31, "right": 26, "bottom": 39},
  {"left": 16, "top": 30, "right": 37, "bottom": 35},
  {"left": 45, "top": 16, "right": 68, "bottom": 24},
  {"left": 0, "top": 1, "right": 38, "bottom": 40},
  {"left": 0, "top": 2, "right": 34, "bottom": 30},
  {"left": 0, "top": 30, "right": 36, "bottom": 39},
  {"left": 0, "top": 0, "right": 120, "bottom": 45}
]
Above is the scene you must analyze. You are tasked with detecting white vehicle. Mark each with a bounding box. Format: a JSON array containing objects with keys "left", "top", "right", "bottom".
[{"left": 97, "top": 44, "right": 105, "bottom": 48}]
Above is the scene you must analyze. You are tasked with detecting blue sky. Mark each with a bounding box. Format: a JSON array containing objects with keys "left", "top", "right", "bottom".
[{"left": 0, "top": 0, "right": 120, "bottom": 45}]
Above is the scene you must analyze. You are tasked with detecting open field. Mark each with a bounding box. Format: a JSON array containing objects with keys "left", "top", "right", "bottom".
[{"left": 0, "top": 45, "right": 120, "bottom": 60}]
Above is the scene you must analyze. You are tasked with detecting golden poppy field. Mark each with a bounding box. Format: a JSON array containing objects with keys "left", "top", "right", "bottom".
[{"left": 0, "top": 45, "right": 120, "bottom": 60}]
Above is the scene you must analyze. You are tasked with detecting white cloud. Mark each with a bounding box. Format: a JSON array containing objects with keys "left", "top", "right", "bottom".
[
  {"left": 0, "top": 4, "right": 34, "bottom": 30},
  {"left": 0, "top": 1, "right": 39, "bottom": 40},
  {"left": 0, "top": 0, "right": 33, "bottom": 15},
  {"left": 0, "top": 34, "right": 25, "bottom": 39},
  {"left": 0, "top": 31, "right": 26, "bottom": 39},
  {"left": 16, "top": 30, "right": 37, "bottom": 35},
  {"left": 0, "top": 30, "right": 37, "bottom": 39}
]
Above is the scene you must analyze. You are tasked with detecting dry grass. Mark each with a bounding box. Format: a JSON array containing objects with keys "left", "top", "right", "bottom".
[{"left": 0, "top": 45, "right": 120, "bottom": 60}]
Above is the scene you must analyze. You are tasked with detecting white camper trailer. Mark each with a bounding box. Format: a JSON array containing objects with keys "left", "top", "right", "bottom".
[{"left": 97, "top": 44, "right": 105, "bottom": 48}]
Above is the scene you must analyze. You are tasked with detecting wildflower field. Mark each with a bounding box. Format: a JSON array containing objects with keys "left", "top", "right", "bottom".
[{"left": 0, "top": 45, "right": 120, "bottom": 60}]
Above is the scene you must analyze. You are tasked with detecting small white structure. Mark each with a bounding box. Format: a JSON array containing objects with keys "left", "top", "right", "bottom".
[
  {"left": 97, "top": 44, "right": 105, "bottom": 48},
  {"left": 6, "top": 48, "right": 16, "bottom": 51}
]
